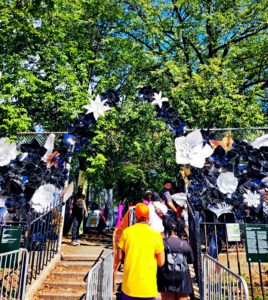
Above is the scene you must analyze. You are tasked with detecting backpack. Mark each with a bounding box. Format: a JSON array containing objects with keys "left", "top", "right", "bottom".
[{"left": 162, "top": 239, "right": 188, "bottom": 282}]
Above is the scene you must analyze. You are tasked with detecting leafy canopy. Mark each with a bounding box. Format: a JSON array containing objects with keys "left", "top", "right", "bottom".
[{"left": 0, "top": 0, "right": 267, "bottom": 198}]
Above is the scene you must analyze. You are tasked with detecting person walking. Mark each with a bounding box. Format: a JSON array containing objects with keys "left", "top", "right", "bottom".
[
  {"left": 70, "top": 185, "right": 88, "bottom": 246},
  {"left": 117, "top": 203, "right": 165, "bottom": 300},
  {"left": 160, "top": 180, "right": 178, "bottom": 217},
  {"left": 158, "top": 218, "right": 194, "bottom": 300}
]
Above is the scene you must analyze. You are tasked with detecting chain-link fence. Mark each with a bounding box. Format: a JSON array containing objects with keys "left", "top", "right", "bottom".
[
  {"left": 185, "top": 127, "right": 268, "bottom": 142},
  {"left": 16, "top": 132, "right": 66, "bottom": 146}
]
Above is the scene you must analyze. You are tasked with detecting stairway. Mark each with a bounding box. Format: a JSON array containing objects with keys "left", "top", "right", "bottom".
[
  {"left": 33, "top": 232, "right": 113, "bottom": 300},
  {"left": 34, "top": 254, "right": 96, "bottom": 300}
]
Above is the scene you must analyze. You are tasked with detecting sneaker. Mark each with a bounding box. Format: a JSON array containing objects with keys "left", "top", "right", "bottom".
[{"left": 71, "top": 240, "right": 80, "bottom": 246}]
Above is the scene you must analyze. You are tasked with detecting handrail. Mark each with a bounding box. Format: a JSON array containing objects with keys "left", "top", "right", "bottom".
[
  {"left": 86, "top": 251, "right": 113, "bottom": 300},
  {"left": 203, "top": 254, "right": 249, "bottom": 300},
  {"left": 0, "top": 248, "right": 29, "bottom": 300}
]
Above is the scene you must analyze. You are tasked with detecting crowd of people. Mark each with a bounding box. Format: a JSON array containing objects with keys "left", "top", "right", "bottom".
[
  {"left": 140, "top": 180, "right": 188, "bottom": 237},
  {"left": 117, "top": 180, "right": 194, "bottom": 300},
  {"left": 67, "top": 180, "right": 194, "bottom": 299}
]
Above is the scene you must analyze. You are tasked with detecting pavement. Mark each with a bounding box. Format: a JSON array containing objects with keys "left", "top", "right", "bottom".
[{"left": 61, "top": 230, "right": 113, "bottom": 255}]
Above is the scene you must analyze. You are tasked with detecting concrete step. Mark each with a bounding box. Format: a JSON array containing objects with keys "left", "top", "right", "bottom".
[
  {"left": 54, "top": 261, "right": 93, "bottom": 273},
  {"left": 43, "top": 281, "right": 86, "bottom": 290},
  {"left": 49, "top": 271, "right": 87, "bottom": 280},
  {"left": 34, "top": 292, "right": 85, "bottom": 300},
  {"left": 61, "top": 254, "right": 99, "bottom": 261},
  {"left": 57, "top": 260, "right": 94, "bottom": 267},
  {"left": 35, "top": 283, "right": 86, "bottom": 298}
]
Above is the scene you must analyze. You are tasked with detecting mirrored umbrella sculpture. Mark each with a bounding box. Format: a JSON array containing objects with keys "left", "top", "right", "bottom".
[
  {"left": 176, "top": 130, "right": 268, "bottom": 224},
  {"left": 0, "top": 87, "right": 267, "bottom": 225}
]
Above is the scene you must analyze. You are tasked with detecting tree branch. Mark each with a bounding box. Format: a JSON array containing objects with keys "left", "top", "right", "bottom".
[
  {"left": 213, "top": 24, "right": 268, "bottom": 54},
  {"left": 239, "top": 79, "right": 267, "bottom": 93},
  {"left": 205, "top": 0, "right": 214, "bottom": 58},
  {"left": 171, "top": 0, "right": 204, "bottom": 64}
]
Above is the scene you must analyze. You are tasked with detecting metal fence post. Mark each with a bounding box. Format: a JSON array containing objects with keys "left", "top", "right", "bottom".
[
  {"left": 86, "top": 251, "right": 113, "bottom": 300},
  {"left": 203, "top": 254, "right": 249, "bottom": 300}
]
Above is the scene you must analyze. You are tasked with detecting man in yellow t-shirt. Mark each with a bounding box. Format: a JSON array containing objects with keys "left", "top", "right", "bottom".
[{"left": 117, "top": 203, "right": 165, "bottom": 300}]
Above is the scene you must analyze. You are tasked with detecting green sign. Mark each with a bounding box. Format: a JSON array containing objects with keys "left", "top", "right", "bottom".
[
  {"left": 226, "top": 223, "right": 241, "bottom": 242},
  {"left": 0, "top": 226, "right": 22, "bottom": 268},
  {"left": 244, "top": 224, "right": 268, "bottom": 263}
]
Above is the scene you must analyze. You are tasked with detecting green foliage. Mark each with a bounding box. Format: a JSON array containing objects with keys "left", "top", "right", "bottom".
[
  {"left": 0, "top": 0, "right": 267, "bottom": 198},
  {"left": 116, "top": 0, "right": 268, "bottom": 127},
  {"left": 86, "top": 100, "right": 181, "bottom": 200}
]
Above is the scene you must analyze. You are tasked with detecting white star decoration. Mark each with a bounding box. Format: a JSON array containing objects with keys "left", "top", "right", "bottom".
[
  {"left": 152, "top": 91, "right": 168, "bottom": 108},
  {"left": 83, "top": 95, "right": 111, "bottom": 120}
]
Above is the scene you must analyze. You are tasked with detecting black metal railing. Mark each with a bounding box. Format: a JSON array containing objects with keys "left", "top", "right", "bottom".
[
  {"left": 187, "top": 198, "right": 203, "bottom": 299},
  {"left": 1, "top": 200, "right": 63, "bottom": 285},
  {"left": 24, "top": 200, "right": 62, "bottom": 284}
]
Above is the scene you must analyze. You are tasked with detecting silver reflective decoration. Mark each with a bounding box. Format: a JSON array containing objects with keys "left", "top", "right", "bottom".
[
  {"left": 175, "top": 130, "right": 213, "bottom": 168},
  {"left": 243, "top": 190, "right": 261, "bottom": 208},
  {"left": 216, "top": 172, "right": 238, "bottom": 194},
  {"left": 261, "top": 177, "right": 268, "bottom": 187},
  {"left": 207, "top": 203, "right": 233, "bottom": 218},
  {"left": 17, "top": 152, "right": 29, "bottom": 161},
  {"left": 252, "top": 133, "right": 268, "bottom": 149},
  {"left": 42, "top": 133, "right": 55, "bottom": 162},
  {"left": 60, "top": 181, "right": 74, "bottom": 203},
  {"left": 0, "top": 138, "right": 17, "bottom": 166},
  {"left": 171, "top": 193, "right": 187, "bottom": 207},
  {"left": 31, "top": 184, "right": 60, "bottom": 213},
  {"left": 0, "top": 195, "right": 7, "bottom": 207}
]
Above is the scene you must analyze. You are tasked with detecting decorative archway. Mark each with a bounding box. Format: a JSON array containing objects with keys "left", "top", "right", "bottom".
[{"left": 0, "top": 87, "right": 267, "bottom": 224}]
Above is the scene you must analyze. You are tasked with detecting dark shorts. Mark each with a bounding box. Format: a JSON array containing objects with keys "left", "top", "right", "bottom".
[{"left": 122, "top": 292, "right": 155, "bottom": 300}]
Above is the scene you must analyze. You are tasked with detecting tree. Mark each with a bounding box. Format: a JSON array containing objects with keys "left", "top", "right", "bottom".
[
  {"left": 83, "top": 98, "right": 182, "bottom": 201},
  {"left": 0, "top": 0, "right": 142, "bottom": 133},
  {"left": 0, "top": 0, "right": 267, "bottom": 199},
  {"left": 114, "top": 0, "right": 268, "bottom": 127}
]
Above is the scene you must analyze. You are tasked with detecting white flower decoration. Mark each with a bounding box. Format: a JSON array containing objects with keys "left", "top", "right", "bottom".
[
  {"left": 31, "top": 184, "right": 59, "bottom": 213},
  {"left": 175, "top": 130, "right": 213, "bottom": 168},
  {"left": 243, "top": 190, "right": 261, "bottom": 208},
  {"left": 216, "top": 172, "right": 238, "bottom": 194},
  {"left": 60, "top": 181, "right": 74, "bottom": 203},
  {"left": 42, "top": 133, "right": 55, "bottom": 162},
  {"left": 171, "top": 193, "right": 187, "bottom": 208},
  {"left": 252, "top": 134, "right": 268, "bottom": 149},
  {"left": 0, "top": 138, "right": 17, "bottom": 167},
  {"left": 152, "top": 91, "right": 168, "bottom": 108},
  {"left": 83, "top": 95, "right": 110, "bottom": 120},
  {"left": 207, "top": 203, "right": 233, "bottom": 218}
]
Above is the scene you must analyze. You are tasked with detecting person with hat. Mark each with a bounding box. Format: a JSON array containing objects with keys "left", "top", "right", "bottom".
[
  {"left": 142, "top": 190, "right": 153, "bottom": 206},
  {"left": 117, "top": 203, "right": 165, "bottom": 300}
]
